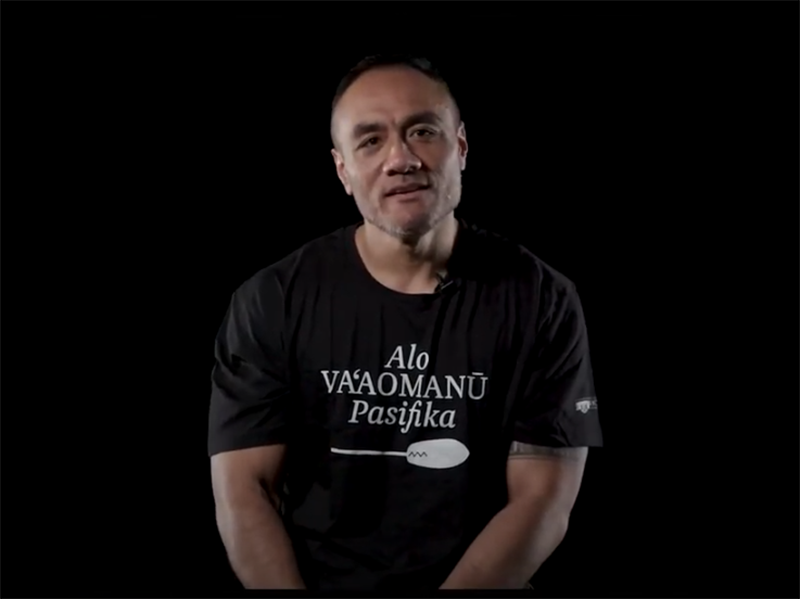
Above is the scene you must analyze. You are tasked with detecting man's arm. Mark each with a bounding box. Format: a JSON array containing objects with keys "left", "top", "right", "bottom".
[
  {"left": 211, "top": 445, "right": 305, "bottom": 589},
  {"left": 439, "top": 442, "right": 588, "bottom": 589}
]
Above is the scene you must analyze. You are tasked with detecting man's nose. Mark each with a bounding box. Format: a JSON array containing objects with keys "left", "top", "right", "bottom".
[{"left": 383, "top": 140, "right": 422, "bottom": 175}]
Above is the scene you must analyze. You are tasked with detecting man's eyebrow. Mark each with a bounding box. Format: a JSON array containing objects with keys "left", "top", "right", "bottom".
[
  {"left": 350, "top": 111, "right": 444, "bottom": 140},
  {"left": 351, "top": 121, "right": 383, "bottom": 140},
  {"left": 400, "top": 110, "right": 443, "bottom": 129}
]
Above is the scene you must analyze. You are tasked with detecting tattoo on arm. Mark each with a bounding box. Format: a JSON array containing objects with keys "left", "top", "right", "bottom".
[{"left": 508, "top": 442, "right": 585, "bottom": 462}]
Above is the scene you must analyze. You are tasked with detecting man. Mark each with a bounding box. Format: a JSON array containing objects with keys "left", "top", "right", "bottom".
[{"left": 208, "top": 54, "right": 603, "bottom": 590}]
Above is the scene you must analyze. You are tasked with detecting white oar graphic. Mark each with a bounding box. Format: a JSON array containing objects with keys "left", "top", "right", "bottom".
[{"left": 330, "top": 438, "right": 469, "bottom": 469}]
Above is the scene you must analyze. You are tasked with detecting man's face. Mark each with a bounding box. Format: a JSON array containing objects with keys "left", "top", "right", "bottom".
[{"left": 331, "top": 66, "right": 468, "bottom": 241}]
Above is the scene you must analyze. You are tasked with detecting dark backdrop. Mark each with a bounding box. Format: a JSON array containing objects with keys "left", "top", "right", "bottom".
[{"left": 3, "top": 4, "right": 798, "bottom": 598}]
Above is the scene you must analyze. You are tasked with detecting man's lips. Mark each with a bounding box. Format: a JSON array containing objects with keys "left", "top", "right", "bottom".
[{"left": 385, "top": 184, "right": 430, "bottom": 197}]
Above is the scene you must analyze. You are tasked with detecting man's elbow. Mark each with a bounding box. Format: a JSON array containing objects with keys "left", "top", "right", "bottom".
[
  {"left": 555, "top": 512, "right": 571, "bottom": 546},
  {"left": 510, "top": 496, "right": 572, "bottom": 548},
  {"left": 540, "top": 505, "right": 570, "bottom": 547},
  {"left": 214, "top": 482, "right": 274, "bottom": 546}
]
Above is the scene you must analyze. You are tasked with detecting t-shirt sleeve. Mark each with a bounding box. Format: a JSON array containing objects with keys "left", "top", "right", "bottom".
[
  {"left": 208, "top": 274, "right": 293, "bottom": 457},
  {"left": 511, "top": 281, "right": 603, "bottom": 448}
]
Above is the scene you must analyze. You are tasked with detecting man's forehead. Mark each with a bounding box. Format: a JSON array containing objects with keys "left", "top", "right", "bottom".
[{"left": 334, "top": 67, "right": 456, "bottom": 130}]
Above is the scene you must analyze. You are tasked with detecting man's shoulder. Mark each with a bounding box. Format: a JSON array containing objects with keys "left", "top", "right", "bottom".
[
  {"left": 234, "top": 224, "right": 354, "bottom": 300},
  {"left": 460, "top": 221, "right": 575, "bottom": 293}
]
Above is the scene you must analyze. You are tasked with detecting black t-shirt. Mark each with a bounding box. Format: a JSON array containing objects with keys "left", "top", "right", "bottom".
[{"left": 208, "top": 220, "right": 603, "bottom": 590}]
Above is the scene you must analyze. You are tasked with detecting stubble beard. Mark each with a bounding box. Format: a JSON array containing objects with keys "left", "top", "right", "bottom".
[{"left": 362, "top": 183, "right": 461, "bottom": 243}]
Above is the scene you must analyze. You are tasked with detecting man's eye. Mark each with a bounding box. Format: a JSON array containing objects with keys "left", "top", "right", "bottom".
[
  {"left": 360, "top": 137, "right": 379, "bottom": 148},
  {"left": 412, "top": 129, "right": 435, "bottom": 137}
]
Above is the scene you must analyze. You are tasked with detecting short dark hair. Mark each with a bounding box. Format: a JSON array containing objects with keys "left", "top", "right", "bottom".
[{"left": 330, "top": 54, "right": 460, "bottom": 146}]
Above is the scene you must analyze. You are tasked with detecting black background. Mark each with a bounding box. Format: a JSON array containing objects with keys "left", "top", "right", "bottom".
[{"left": 2, "top": 3, "right": 798, "bottom": 598}]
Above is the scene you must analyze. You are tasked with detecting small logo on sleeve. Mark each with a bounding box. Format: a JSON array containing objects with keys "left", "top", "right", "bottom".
[{"left": 575, "top": 397, "right": 598, "bottom": 413}]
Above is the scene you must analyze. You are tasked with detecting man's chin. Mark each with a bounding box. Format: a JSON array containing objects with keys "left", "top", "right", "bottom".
[
  {"left": 363, "top": 201, "right": 456, "bottom": 242},
  {"left": 373, "top": 216, "right": 434, "bottom": 242}
]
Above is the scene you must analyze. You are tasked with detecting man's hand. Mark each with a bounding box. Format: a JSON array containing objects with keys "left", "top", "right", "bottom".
[{"left": 439, "top": 442, "right": 588, "bottom": 589}]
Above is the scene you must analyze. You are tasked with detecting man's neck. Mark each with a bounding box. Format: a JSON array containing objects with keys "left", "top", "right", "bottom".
[{"left": 355, "top": 214, "right": 459, "bottom": 294}]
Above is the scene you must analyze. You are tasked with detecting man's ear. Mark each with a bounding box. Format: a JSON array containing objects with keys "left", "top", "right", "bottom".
[
  {"left": 331, "top": 148, "right": 353, "bottom": 196},
  {"left": 456, "top": 121, "right": 468, "bottom": 171}
]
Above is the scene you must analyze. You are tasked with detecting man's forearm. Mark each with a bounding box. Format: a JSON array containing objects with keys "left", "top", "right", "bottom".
[
  {"left": 440, "top": 500, "right": 569, "bottom": 589},
  {"left": 216, "top": 488, "right": 305, "bottom": 589}
]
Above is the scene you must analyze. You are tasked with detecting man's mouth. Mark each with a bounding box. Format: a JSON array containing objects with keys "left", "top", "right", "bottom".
[{"left": 386, "top": 184, "right": 430, "bottom": 197}]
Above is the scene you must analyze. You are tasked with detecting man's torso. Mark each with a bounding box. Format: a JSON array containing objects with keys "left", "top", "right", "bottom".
[{"left": 251, "top": 222, "right": 565, "bottom": 589}]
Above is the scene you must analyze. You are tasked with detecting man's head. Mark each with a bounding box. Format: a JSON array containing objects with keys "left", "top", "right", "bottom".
[{"left": 330, "top": 55, "right": 468, "bottom": 242}]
